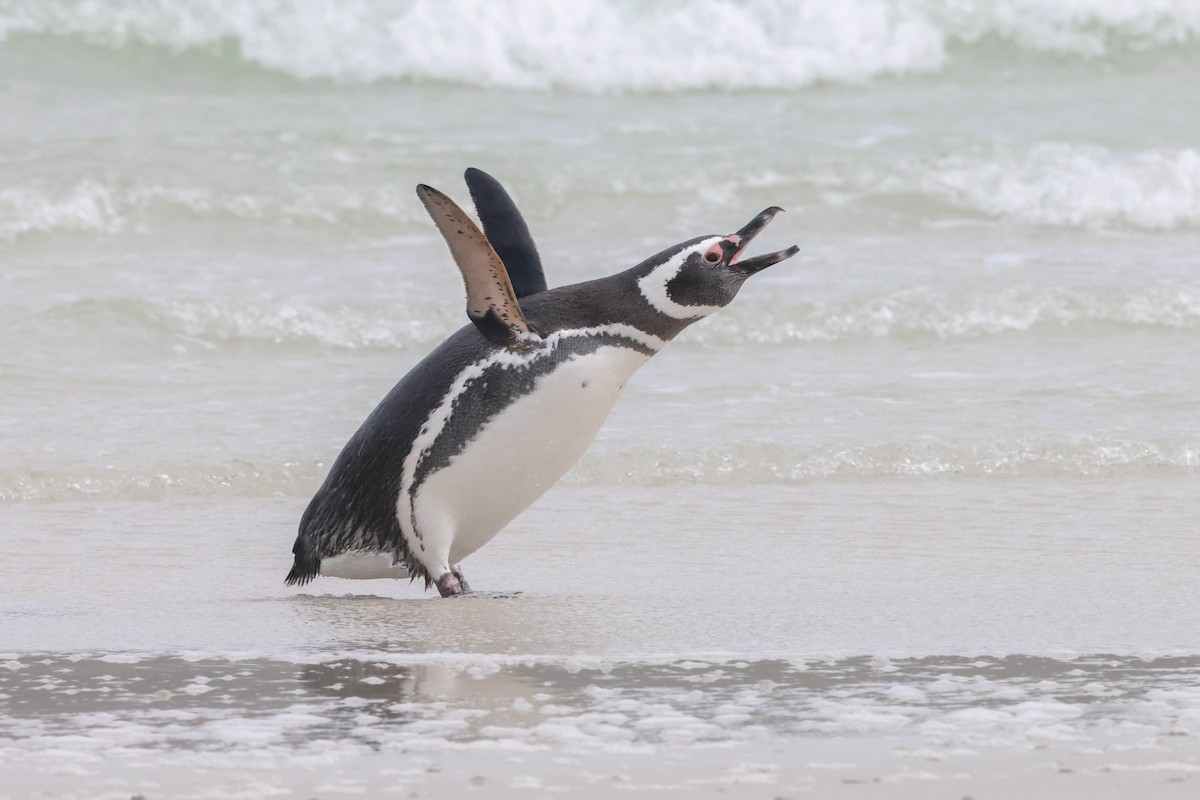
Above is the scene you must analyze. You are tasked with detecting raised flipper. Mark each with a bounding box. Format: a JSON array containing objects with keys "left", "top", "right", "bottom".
[
  {"left": 416, "top": 184, "right": 539, "bottom": 348},
  {"left": 464, "top": 167, "right": 547, "bottom": 298}
]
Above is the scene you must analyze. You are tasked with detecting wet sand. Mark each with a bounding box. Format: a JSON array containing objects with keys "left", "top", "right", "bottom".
[
  {"left": 4, "top": 482, "right": 1199, "bottom": 797},
  {"left": 4, "top": 724, "right": 1198, "bottom": 799}
]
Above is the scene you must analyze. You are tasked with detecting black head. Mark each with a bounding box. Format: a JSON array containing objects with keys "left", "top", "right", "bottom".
[{"left": 635, "top": 207, "right": 799, "bottom": 321}]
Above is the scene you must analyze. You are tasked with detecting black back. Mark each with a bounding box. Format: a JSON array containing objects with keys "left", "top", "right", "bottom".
[
  {"left": 286, "top": 332, "right": 482, "bottom": 586},
  {"left": 464, "top": 167, "right": 547, "bottom": 297}
]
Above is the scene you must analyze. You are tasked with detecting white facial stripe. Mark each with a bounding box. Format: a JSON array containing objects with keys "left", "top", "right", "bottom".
[
  {"left": 636, "top": 237, "right": 725, "bottom": 319},
  {"left": 396, "top": 323, "right": 665, "bottom": 564}
]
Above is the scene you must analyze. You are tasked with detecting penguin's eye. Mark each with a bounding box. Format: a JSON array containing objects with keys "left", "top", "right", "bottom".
[{"left": 702, "top": 244, "right": 724, "bottom": 264}]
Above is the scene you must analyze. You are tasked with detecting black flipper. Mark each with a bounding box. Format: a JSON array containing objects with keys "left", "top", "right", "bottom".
[
  {"left": 464, "top": 167, "right": 547, "bottom": 298},
  {"left": 416, "top": 184, "right": 539, "bottom": 349}
]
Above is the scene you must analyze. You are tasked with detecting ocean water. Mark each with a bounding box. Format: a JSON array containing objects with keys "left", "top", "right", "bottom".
[{"left": 2, "top": 1, "right": 1200, "bottom": 796}]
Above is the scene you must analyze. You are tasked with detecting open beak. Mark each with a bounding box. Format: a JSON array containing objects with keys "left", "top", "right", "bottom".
[{"left": 727, "top": 207, "right": 800, "bottom": 275}]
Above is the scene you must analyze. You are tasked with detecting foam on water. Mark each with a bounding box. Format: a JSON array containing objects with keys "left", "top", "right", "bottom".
[
  {"left": 0, "top": 180, "right": 124, "bottom": 240},
  {"left": 6, "top": 145, "right": 1200, "bottom": 243},
  {"left": 15, "top": 280, "right": 1200, "bottom": 358},
  {"left": 155, "top": 299, "right": 454, "bottom": 350},
  {"left": 2, "top": 654, "right": 1198, "bottom": 758},
  {"left": 3, "top": 436, "right": 1197, "bottom": 501},
  {"left": 693, "top": 282, "right": 1200, "bottom": 342},
  {"left": 0, "top": 180, "right": 432, "bottom": 242},
  {"left": 2, "top": 0, "right": 1199, "bottom": 91},
  {"left": 0, "top": 462, "right": 319, "bottom": 502},
  {"left": 808, "top": 144, "right": 1200, "bottom": 231},
  {"left": 917, "top": 144, "right": 1200, "bottom": 229},
  {"left": 567, "top": 437, "right": 1200, "bottom": 486}
]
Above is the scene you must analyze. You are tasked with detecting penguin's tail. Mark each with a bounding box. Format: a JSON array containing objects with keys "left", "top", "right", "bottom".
[
  {"left": 285, "top": 538, "right": 320, "bottom": 586},
  {"left": 285, "top": 557, "right": 318, "bottom": 586},
  {"left": 285, "top": 512, "right": 323, "bottom": 586}
]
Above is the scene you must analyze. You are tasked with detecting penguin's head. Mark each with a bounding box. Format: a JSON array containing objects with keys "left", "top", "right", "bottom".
[{"left": 636, "top": 207, "right": 799, "bottom": 321}]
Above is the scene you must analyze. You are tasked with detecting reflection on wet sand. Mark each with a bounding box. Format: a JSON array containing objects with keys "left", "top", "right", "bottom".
[{"left": 4, "top": 653, "right": 1199, "bottom": 754}]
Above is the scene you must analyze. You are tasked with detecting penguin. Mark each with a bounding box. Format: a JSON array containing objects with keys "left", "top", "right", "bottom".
[{"left": 286, "top": 168, "right": 799, "bottom": 596}]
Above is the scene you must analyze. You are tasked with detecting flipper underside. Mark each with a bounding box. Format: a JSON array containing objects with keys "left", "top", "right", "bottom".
[{"left": 417, "top": 183, "right": 539, "bottom": 348}]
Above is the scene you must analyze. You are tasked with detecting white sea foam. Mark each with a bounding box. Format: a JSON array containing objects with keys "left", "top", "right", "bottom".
[
  {"left": 0, "top": 462, "right": 322, "bottom": 502},
  {"left": 31, "top": 281, "right": 1199, "bottom": 355},
  {"left": 567, "top": 437, "right": 1200, "bottom": 486},
  {"left": 2, "top": 655, "right": 1197, "bottom": 763},
  {"left": 2, "top": 0, "right": 1198, "bottom": 91},
  {"left": 0, "top": 180, "right": 429, "bottom": 241},
  {"left": 20, "top": 296, "right": 455, "bottom": 351},
  {"left": 153, "top": 300, "right": 455, "bottom": 350},
  {"left": 681, "top": 282, "right": 1200, "bottom": 342},
  {"left": 6, "top": 143, "right": 1198, "bottom": 243},
  {"left": 807, "top": 143, "right": 1200, "bottom": 229},
  {"left": 3, "top": 436, "right": 1195, "bottom": 501},
  {"left": 0, "top": 181, "right": 124, "bottom": 240},
  {"left": 918, "top": 144, "right": 1200, "bottom": 229}
]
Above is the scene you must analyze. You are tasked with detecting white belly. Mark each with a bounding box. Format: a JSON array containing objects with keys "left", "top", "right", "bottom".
[{"left": 413, "top": 345, "right": 649, "bottom": 564}]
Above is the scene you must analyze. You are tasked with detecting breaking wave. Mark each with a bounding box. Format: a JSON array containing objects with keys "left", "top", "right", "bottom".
[
  {"left": 5, "top": 143, "right": 1200, "bottom": 242},
  {"left": 20, "top": 281, "right": 1200, "bottom": 356},
  {"left": 0, "top": 461, "right": 321, "bottom": 503},
  {"left": 23, "top": 297, "right": 457, "bottom": 350},
  {"left": 150, "top": 299, "right": 457, "bottom": 350},
  {"left": 4, "top": 437, "right": 1197, "bottom": 501},
  {"left": 0, "top": 181, "right": 125, "bottom": 240},
  {"left": 694, "top": 282, "right": 1200, "bottom": 343},
  {"left": 2, "top": 0, "right": 1199, "bottom": 91},
  {"left": 0, "top": 180, "right": 427, "bottom": 242},
  {"left": 913, "top": 144, "right": 1200, "bottom": 229},
  {"left": 567, "top": 438, "right": 1200, "bottom": 486}
]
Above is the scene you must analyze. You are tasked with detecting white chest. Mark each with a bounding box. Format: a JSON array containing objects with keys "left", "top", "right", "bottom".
[{"left": 411, "top": 344, "right": 650, "bottom": 564}]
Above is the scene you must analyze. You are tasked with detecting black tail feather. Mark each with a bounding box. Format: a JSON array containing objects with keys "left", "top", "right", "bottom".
[{"left": 285, "top": 532, "right": 321, "bottom": 586}]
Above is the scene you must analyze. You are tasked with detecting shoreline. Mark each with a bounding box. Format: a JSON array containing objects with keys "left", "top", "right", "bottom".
[{"left": 4, "top": 735, "right": 1198, "bottom": 799}]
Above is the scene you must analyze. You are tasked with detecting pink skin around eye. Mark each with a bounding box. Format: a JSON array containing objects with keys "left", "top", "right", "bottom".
[{"left": 704, "top": 242, "right": 725, "bottom": 263}]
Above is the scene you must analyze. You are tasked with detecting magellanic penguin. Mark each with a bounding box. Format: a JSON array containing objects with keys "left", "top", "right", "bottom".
[{"left": 286, "top": 168, "right": 799, "bottom": 596}]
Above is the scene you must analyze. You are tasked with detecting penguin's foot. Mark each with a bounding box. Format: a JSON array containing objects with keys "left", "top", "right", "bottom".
[
  {"left": 451, "top": 564, "right": 471, "bottom": 592},
  {"left": 435, "top": 566, "right": 471, "bottom": 597}
]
